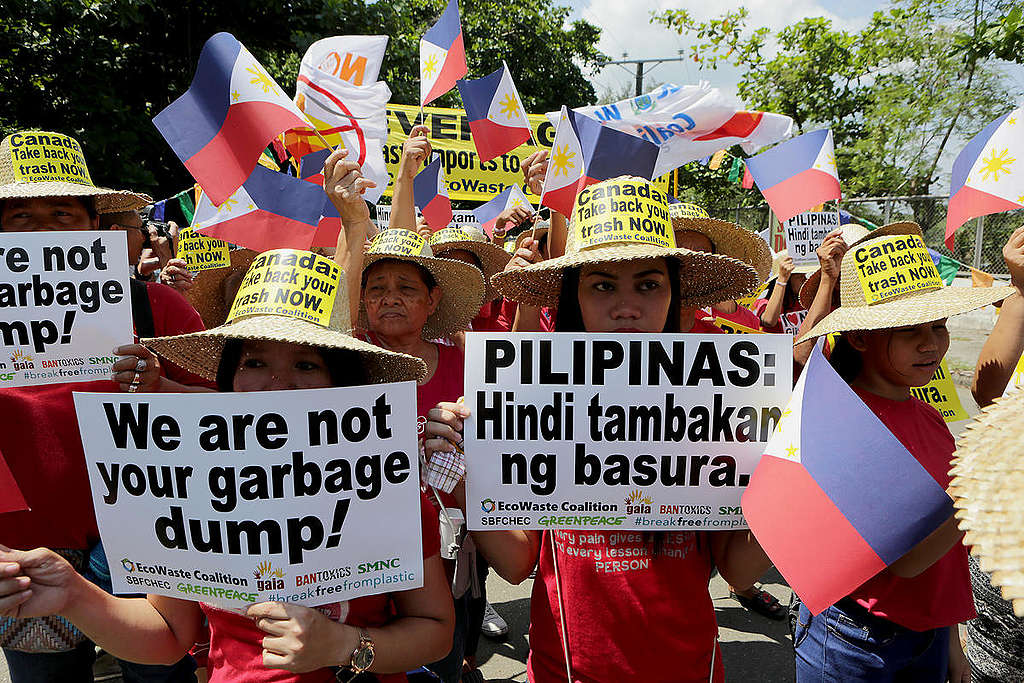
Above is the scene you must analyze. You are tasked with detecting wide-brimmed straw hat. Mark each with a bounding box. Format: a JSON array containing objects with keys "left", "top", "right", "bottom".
[
  {"left": 492, "top": 176, "right": 758, "bottom": 309},
  {"left": 146, "top": 249, "right": 426, "bottom": 384},
  {"left": 798, "top": 223, "right": 1013, "bottom": 342},
  {"left": 670, "top": 203, "right": 772, "bottom": 283},
  {"left": 948, "top": 389, "right": 1024, "bottom": 616},
  {"left": 185, "top": 248, "right": 258, "bottom": 329},
  {"left": 429, "top": 225, "right": 511, "bottom": 301},
  {"left": 797, "top": 222, "right": 913, "bottom": 310},
  {"left": 0, "top": 131, "right": 151, "bottom": 213},
  {"left": 503, "top": 220, "right": 550, "bottom": 255},
  {"left": 361, "top": 229, "right": 486, "bottom": 339}
]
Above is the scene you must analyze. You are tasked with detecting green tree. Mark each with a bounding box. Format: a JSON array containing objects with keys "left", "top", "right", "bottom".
[{"left": 0, "top": 0, "right": 604, "bottom": 198}]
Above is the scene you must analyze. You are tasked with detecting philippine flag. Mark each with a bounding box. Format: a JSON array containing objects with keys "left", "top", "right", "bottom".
[
  {"left": 745, "top": 129, "right": 841, "bottom": 224},
  {"left": 414, "top": 154, "right": 454, "bottom": 231},
  {"left": 153, "top": 32, "right": 314, "bottom": 205},
  {"left": 945, "top": 104, "right": 1024, "bottom": 249},
  {"left": 420, "top": 0, "right": 467, "bottom": 106},
  {"left": 298, "top": 148, "right": 345, "bottom": 249},
  {"left": 457, "top": 62, "right": 533, "bottom": 162},
  {"left": 473, "top": 184, "right": 533, "bottom": 238},
  {"left": 192, "top": 165, "right": 325, "bottom": 252},
  {"left": 742, "top": 341, "right": 954, "bottom": 615}
]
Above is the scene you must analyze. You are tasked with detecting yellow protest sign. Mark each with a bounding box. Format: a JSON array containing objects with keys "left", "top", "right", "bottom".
[
  {"left": 1011, "top": 352, "right": 1024, "bottom": 388},
  {"left": 429, "top": 227, "right": 474, "bottom": 247},
  {"left": 910, "top": 359, "right": 969, "bottom": 423},
  {"left": 370, "top": 229, "right": 428, "bottom": 257},
  {"left": 8, "top": 131, "right": 92, "bottom": 185},
  {"left": 736, "top": 281, "right": 768, "bottom": 311},
  {"left": 712, "top": 317, "right": 763, "bottom": 334},
  {"left": 669, "top": 203, "right": 710, "bottom": 220},
  {"left": 851, "top": 234, "right": 943, "bottom": 304},
  {"left": 176, "top": 225, "right": 229, "bottom": 273},
  {"left": 573, "top": 179, "right": 673, "bottom": 251},
  {"left": 383, "top": 104, "right": 671, "bottom": 201},
  {"left": 227, "top": 250, "right": 339, "bottom": 327}
]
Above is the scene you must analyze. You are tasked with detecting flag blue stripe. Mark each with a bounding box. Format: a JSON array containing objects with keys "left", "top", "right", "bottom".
[
  {"left": 457, "top": 65, "right": 504, "bottom": 122},
  {"left": 798, "top": 344, "right": 954, "bottom": 565},
  {"left": 745, "top": 129, "right": 829, "bottom": 191},
  {"left": 299, "top": 149, "right": 331, "bottom": 181},
  {"left": 245, "top": 165, "right": 324, "bottom": 226},
  {"left": 423, "top": 0, "right": 462, "bottom": 49},
  {"left": 413, "top": 155, "right": 443, "bottom": 214},
  {"left": 473, "top": 186, "right": 514, "bottom": 225},
  {"left": 950, "top": 112, "right": 1010, "bottom": 194},
  {"left": 568, "top": 109, "right": 659, "bottom": 181},
  {"left": 152, "top": 32, "right": 240, "bottom": 162}
]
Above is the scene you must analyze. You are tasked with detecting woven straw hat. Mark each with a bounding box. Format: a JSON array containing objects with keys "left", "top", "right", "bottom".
[
  {"left": 503, "top": 221, "right": 550, "bottom": 255},
  {"left": 0, "top": 131, "right": 151, "bottom": 213},
  {"left": 492, "top": 177, "right": 758, "bottom": 309},
  {"left": 429, "top": 225, "right": 511, "bottom": 301},
  {"left": 948, "top": 389, "right": 1024, "bottom": 616},
  {"left": 361, "top": 229, "right": 486, "bottom": 339},
  {"left": 670, "top": 203, "right": 772, "bottom": 284},
  {"left": 185, "top": 248, "right": 258, "bottom": 329},
  {"left": 798, "top": 223, "right": 1013, "bottom": 341},
  {"left": 146, "top": 251, "right": 426, "bottom": 384},
  {"left": 797, "top": 222, "right": 913, "bottom": 309}
]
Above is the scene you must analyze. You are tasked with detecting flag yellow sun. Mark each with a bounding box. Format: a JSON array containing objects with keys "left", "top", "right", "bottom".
[
  {"left": 220, "top": 196, "right": 238, "bottom": 211},
  {"left": 979, "top": 148, "right": 1015, "bottom": 183},
  {"left": 422, "top": 55, "right": 438, "bottom": 79},
  {"left": 499, "top": 93, "right": 522, "bottom": 121},
  {"left": 246, "top": 64, "right": 279, "bottom": 95},
  {"left": 551, "top": 144, "right": 576, "bottom": 177},
  {"left": 785, "top": 444, "right": 800, "bottom": 460}
]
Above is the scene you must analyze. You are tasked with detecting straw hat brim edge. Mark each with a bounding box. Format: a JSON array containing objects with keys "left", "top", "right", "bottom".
[{"left": 432, "top": 239, "right": 511, "bottom": 301}]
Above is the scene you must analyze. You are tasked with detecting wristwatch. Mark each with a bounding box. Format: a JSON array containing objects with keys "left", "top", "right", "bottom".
[{"left": 349, "top": 627, "right": 375, "bottom": 674}]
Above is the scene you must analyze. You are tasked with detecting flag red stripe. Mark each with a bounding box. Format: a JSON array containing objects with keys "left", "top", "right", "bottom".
[
  {"left": 312, "top": 217, "right": 343, "bottom": 249},
  {"left": 945, "top": 185, "right": 1023, "bottom": 249},
  {"left": 760, "top": 169, "right": 841, "bottom": 224},
  {"left": 422, "top": 195, "right": 453, "bottom": 231},
  {"left": 467, "top": 119, "right": 532, "bottom": 162},
  {"left": 424, "top": 33, "right": 467, "bottom": 104},
  {"left": 196, "top": 209, "right": 316, "bottom": 252},
  {"left": 541, "top": 182, "right": 577, "bottom": 217},
  {"left": 694, "top": 111, "right": 764, "bottom": 141}
]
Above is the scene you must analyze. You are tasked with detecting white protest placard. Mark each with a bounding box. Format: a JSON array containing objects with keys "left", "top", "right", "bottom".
[
  {"left": 464, "top": 333, "right": 793, "bottom": 531},
  {"left": 0, "top": 231, "right": 131, "bottom": 387},
  {"left": 375, "top": 205, "right": 481, "bottom": 233},
  {"left": 782, "top": 211, "right": 840, "bottom": 266},
  {"left": 73, "top": 384, "right": 423, "bottom": 610}
]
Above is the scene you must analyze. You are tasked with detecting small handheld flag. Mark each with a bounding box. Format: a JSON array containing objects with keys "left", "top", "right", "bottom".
[
  {"left": 745, "top": 129, "right": 841, "bottom": 224},
  {"left": 414, "top": 154, "right": 453, "bottom": 231},
  {"left": 153, "top": 32, "right": 315, "bottom": 205},
  {"left": 742, "top": 340, "right": 953, "bottom": 615},
  {"left": 473, "top": 185, "right": 533, "bottom": 238},
  {"left": 192, "top": 165, "right": 325, "bottom": 252},
  {"left": 420, "top": 0, "right": 467, "bottom": 106},
  {"left": 298, "top": 148, "right": 345, "bottom": 249},
  {"left": 945, "top": 104, "right": 1024, "bottom": 249},
  {"left": 457, "top": 62, "right": 533, "bottom": 162}
]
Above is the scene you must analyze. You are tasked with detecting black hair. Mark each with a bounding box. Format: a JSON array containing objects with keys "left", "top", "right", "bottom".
[
  {"left": 828, "top": 333, "right": 863, "bottom": 384},
  {"left": 216, "top": 338, "right": 369, "bottom": 391},
  {"left": 361, "top": 257, "right": 438, "bottom": 290},
  {"left": 554, "top": 258, "right": 682, "bottom": 333}
]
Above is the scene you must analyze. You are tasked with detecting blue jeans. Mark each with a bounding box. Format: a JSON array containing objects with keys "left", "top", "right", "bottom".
[{"left": 794, "top": 600, "right": 949, "bottom": 682}]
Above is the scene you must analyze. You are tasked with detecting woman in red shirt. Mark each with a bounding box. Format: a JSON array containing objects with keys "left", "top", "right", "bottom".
[{"left": 425, "top": 177, "right": 772, "bottom": 683}]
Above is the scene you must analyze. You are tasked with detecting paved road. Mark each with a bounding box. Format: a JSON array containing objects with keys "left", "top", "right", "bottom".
[{"left": 0, "top": 325, "right": 990, "bottom": 682}]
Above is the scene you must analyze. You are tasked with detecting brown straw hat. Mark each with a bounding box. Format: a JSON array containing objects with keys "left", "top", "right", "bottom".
[
  {"left": 948, "top": 389, "right": 1024, "bottom": 616},
  {"left": 429, "top": 225, "right": 511, "bottom": 301},
  {"left": 492, "top": 176, "right": 758, "bottom": 309},
  {"left": 670, "top": 203, "right": 772, "bottom": 284},
  {"left": 184, "top": 248, "right": 258, "bottom": 329},
  {"left": 0, "top": 131, "right": 151, "bottom": 212},
  {"left": 797, "top": 223, "right": 1013, "bottom": 342},
  {"left": 361, "top": 229, "right": 486, "bottom": 339},
  {"left": 146, "top": 249, "right": 426, "bottom": 384},
  {"left": 503, "top": 221, "right": 550, "bottom": 255},
  {"left": 797, "top": 222, "right": 914, "bottom": 310}
]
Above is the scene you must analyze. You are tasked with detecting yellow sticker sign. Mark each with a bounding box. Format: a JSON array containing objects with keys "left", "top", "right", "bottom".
[
  {"left": 669, "top": 203, "right": 710, "bottom": 220},
  {"left": 429, "top": 227, "right": 474, "bottom": 248},
  {"left": 910, "top": 358, "right": 969, "bottom": 423},
  {"left": 852, "top": 234, "right": 943, "bottom": 304},
  {"left": 1011, "top": 352, "right": 1024, "bottom": 389},
  {"left": 712, "top": 317, "right": 763, "bottom": 334},
  {"left": 8, "top": 131, "right": 93, "bottom": 185},
  {"left": 176, "top": 225, "right": 230, "bottom": 273},
  {"left": 574, "top": 179, "right": 673, "bottom": 251},
  {"left": 370, "top": 229, "right": 428, "bottom": 257},
  {"left": 227, "top": 250, "right": 340, "bottom": 327},
  {"left": 736, "top": 281, "right": 768, "bottom": 311}
]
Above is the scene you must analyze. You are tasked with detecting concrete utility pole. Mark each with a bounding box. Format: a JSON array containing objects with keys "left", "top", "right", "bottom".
[{"left": 601, "top": 53, "right": 689, "bottom": 96}]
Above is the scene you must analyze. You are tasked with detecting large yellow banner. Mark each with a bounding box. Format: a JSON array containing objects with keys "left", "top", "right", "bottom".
[{"left": 383, "top": 104, "right": 669, "bottom": 202}]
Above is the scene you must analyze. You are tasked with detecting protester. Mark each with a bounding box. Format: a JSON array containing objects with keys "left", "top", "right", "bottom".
[
  {"left": 0, "top": 130, "right": 216, "bottom": 682},
  {"left": 964, "top": 226, "right": 1024, "bottom": 682},
  {"left": 429, "top": 224, "right": 512, "bottom": 333},
  {"left": 426, "top": 176, "right": 770, "bottom": 682},
  {"left": 794, "top": 222, "right": 1014, "bottom": 681}
]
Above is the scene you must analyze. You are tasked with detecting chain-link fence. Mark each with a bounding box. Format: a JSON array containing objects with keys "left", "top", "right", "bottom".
[{"left": 713, "top": 197, "right": 1024, "bottom": 276}]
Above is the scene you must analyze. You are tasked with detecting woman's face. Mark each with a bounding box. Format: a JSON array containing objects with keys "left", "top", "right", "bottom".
[
  {"left": 850, "top": 319, "right": 949, "bottom": 389},
  {"left": 231, "top": 339, "right": 332, "bottom": 392},
  {"left": 363, "top": 261, "right": 440, "bottom": 337},
  {"left": 577, "top": 258, "right": 672, "bottom": 333}
]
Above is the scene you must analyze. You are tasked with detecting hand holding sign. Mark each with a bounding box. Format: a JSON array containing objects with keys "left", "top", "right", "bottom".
[
  {"left": 248, "top": 600, "right": 357, "bottom": 673},
  {"left": 521, "top": 150, "right": 549, "bottom": 197},
  {"left": 398, "top": 125, "right": 433, "bottom": 181},
  {"left": 0, "top": 545, "right": 78, "bottom": 618},
  {"left": 816, "top": 229, "right": 847, "bottom": 283}
]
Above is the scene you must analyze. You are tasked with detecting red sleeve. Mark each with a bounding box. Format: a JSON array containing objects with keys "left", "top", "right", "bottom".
[
  {"left": 145, "top": 282, "right": 215, "bottom": 388},
  {"left": 752, "top": 298, "right": 770, "bottom": 316},
  {"left": 419, "top": 491, "right": 441, "bottom": 558},
  {"left": 495, "top": 298, "right": 518, "bottom": 331}
]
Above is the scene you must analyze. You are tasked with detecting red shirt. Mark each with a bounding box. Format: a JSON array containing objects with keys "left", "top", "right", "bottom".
[
  {"left": 688, "top": 318, "right": 725, "bottom": 334},
  {"left": 417, "top": 343, "right": 464, "bottom": 509},
  {"left": 0, "top": 282, "right": 208, "bottom": 550},
  {"left": 527, "top": 530, "right": 723, "bottom": 683},
  {"left": 495, "top": 298, "right": 555, "bottom": 332},
  {"left": 470, "top": 300, "right": 509, "bottom": 332},
  {"left": 702, "top": 305, "right": 762, "bottom": 331},
  {"left": 848, "top": 389, "right": 975, "bottom": 631},
  {"left": 201, "top": 492, "right": 442, "bottom": 683}
]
